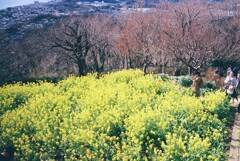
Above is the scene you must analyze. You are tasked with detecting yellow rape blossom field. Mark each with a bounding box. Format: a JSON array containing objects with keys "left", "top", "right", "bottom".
[{"left": 0, "top": 69, "right": 231, "bottom": 160}]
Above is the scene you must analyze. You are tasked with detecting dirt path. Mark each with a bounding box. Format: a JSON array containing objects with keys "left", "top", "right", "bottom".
[{"left": 229, "top": 106, "right": 240, "bottom": 161}]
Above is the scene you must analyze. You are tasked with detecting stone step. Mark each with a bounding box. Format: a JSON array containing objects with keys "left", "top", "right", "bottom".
[{"left": 229, "top": 112, "right": 240, "bottom": 161}]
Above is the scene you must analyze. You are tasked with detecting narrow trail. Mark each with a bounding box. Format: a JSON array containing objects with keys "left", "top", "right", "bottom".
[{"left": 229, "top": 105, "right": 240, "bottom": 161}]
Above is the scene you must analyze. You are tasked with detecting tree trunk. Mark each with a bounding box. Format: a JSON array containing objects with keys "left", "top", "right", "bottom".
[
  {"left": 161, "top": 66, "right": 165, "bottom": 74},
  {"left": 78, "top": 59, "right": 88, "bottom": 76},
  {"left": 97, "top": 50, "right": 105, "bottom": 73},
  {"left": 123, "top": 56, "right": 128, "bottom": 69},
  {"left": 188, "top": 67, "right": 191, "bottom": 75},
  {"left": 143, "top": 63, "right": 147, "bottom": 74}
]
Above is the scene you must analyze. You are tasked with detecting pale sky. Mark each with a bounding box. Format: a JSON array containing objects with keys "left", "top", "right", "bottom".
[{"left": 0, "top": 0, "right": 50, "bottom": 9}]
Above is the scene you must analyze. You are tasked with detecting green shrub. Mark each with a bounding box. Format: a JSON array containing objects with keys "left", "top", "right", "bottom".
[
  {"left": 201, "top": 81, "right": 218, "bottom": 96},
  {"left": 157, "top": 73, "right": 171, "bottom": 81},
  {"left": 172, "top": 76, "right": 193, "bottom": 87}
]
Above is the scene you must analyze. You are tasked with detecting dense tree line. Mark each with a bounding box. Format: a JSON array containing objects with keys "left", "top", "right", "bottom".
[{"left": 0, "top": 0, "right": 240, "bottom": 84}]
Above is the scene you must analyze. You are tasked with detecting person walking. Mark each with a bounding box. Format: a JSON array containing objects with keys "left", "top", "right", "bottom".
[
  {"left": 192, "top": 70, "right": 203, "bottom": 97},
  {"left": 224, "top": 71, "right": 238, "bottom": 103}
]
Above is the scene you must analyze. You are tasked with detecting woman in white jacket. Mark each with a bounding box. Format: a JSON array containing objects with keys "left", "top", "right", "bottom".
[{"left": 224, "top": 71, "right": 238, "bottom": 103}]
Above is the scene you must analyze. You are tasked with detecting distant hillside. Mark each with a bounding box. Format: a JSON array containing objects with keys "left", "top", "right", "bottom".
[{"left": 62, "top": 0, "right": 222, "bottom": 3}]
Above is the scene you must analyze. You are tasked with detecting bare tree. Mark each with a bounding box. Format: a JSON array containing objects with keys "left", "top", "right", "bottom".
[
  {"left": 0, "top": 32, "right": 46, "bottom": 83},
  {"left": 115, "top": 11, "right": 164, "bottom": 73},
  {"left": 211, "top": 14, "right": 240, "bottom": 65},
  {"left": 44, "top": 14, "right": 113, "bottom": 76},
  {"left": 158, "top": 1, "right": 240, "bottom": 74},
  {"left": 88, "top": 15, "right": 118, "bottom": 73},
  {"left": 160, "top": 2, "right": 219, "bottom": 74}
]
